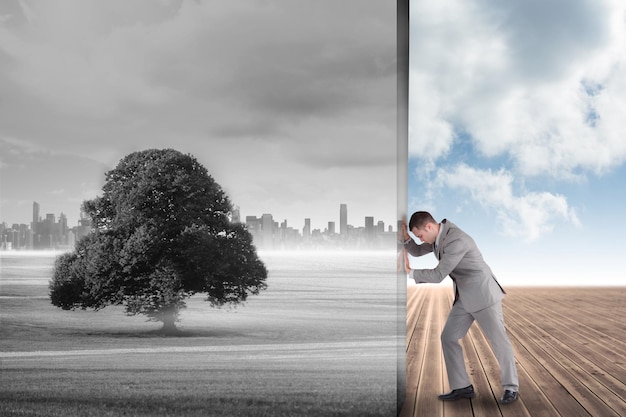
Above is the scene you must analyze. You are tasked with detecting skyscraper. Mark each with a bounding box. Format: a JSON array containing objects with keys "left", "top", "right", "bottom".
[
  {"left": 340, "top": 203, "right": 347, "bottom": 236},
  {"left": 365, "top": 216, "right": 375, "bottom": 243},
  {"left": 32, "top": 201, "right": 40, "bottom": 234},
  {"left": 261, "top": 213, "right": 274, "bottom": 249},
  {"left": 303, "top": 218, "right": 311, "bottom": 238},
  {"left": 59, "top": 213, "right": 68, "bottom": 245}
]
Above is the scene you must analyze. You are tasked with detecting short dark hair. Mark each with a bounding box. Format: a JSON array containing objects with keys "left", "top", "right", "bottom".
[{"left": 408, "top": 211, "right": 437, "bottom": 230}]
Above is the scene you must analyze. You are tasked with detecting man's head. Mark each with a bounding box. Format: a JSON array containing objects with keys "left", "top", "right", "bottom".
[{"left": 408, "top": 211, "right": 439, "bottom": 244}]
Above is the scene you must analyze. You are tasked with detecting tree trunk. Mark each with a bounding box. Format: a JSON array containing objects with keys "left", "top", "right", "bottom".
[{"left": 159, "top": 309, "right": 180, "bottom": 334}]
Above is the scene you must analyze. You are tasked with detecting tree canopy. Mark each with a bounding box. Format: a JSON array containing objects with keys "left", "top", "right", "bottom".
[{"left": 50, "top": 149, "right": 267, "bottom": 332}]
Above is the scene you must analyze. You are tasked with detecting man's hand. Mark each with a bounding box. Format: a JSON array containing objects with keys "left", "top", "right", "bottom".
[
  {"left": 399, "top": 218, "right": 411, "bottom": 242},
  {"left": 397, "top": 248, "right": 412, "bottom": 274},
  {"left": 404, "top": 250, "right": 411, "bottom": 274}
]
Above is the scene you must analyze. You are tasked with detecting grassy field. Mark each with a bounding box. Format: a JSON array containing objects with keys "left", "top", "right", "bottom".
[{"left": 0, "top": 251, "right": 402, "bottom": 416}]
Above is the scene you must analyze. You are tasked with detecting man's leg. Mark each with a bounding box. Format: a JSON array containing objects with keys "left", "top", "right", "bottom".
[
  {"left": 441, "top": 301, "right": 475, "bottom": 390},
  {"left": 473, "top": 302, "right": 519, "bottom": 392}
]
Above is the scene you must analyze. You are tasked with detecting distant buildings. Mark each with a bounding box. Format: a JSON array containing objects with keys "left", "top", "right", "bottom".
[
  {"left": 1, "top": 202, "right": 395, "bottom": 251},
  {"left": 340, "top": 203, "right": 347, "bottom": 236},
  {"left": 0, "top": 202, "right": 92, "bottom": 251},
  {"left": 242, "top": 204, "right": 396, "bottom": 250}
]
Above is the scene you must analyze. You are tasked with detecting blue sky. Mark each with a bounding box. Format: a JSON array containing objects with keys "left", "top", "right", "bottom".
[{"left": 407, "top": 0, "right": 626, "bottom": 286}]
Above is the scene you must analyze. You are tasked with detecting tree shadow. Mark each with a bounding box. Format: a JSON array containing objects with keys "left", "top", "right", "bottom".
[
  {"left": 80, "top": 328, "right": 246, "bottom": 339},
  {"left": 145, "top": 328, "right": 246, "bottom": 338}
]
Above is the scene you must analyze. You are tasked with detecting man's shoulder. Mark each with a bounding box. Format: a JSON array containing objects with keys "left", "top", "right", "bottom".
[
  {"left": 442, "top": 219, "right": 459, "bottom": 233},
  {"left": 442, "top": 220, "right": 471, "bottom": 240}
]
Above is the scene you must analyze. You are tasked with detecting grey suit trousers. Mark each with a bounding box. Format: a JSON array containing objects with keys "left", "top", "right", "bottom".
[{"left": 441, "top": 297, "right": 519, "bottom": 391}]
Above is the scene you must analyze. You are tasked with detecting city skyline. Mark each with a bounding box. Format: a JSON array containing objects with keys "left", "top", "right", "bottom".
[
  {"left": 0, "top": 200, "right": 395, "bottom": 233},
  {"left": 1, "top": 199, "right": 397, "bottom": 251}
]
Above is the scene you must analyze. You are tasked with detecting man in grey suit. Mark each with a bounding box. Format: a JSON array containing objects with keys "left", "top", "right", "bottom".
[{"left": 402, "top": 211, "right": 519, "bottom": 404}]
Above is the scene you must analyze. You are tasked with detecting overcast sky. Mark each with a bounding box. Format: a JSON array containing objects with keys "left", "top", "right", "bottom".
[
  {"left": 0, "top": 0, "right": 396, "bottom": 232},
  {"left": 407, "top": 0, "right": 626, "bottom": 285}
]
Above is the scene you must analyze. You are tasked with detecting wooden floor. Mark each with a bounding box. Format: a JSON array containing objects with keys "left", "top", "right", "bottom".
[{"left": 400, "top": 285, "right": 626, "bottom": 417}]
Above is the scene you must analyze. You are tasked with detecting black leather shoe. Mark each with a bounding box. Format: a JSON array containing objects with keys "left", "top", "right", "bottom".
[
  {"left": 438, "top": 385, "right": 475, "bottom": 401},
  {"left": 501, "top": 390, "right": 518, "bottom": 404}
]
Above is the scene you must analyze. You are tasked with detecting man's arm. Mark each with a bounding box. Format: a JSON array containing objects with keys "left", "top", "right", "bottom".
[
  {"left": 411, "top": 236, "right": 469, "bottom": 283},
  {"left": 404, "top": 238, "right": 434, "bottom": 258}
]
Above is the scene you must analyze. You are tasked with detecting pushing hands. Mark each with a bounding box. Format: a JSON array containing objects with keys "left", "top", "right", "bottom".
[
  {"left": 403, "top": 250, "right": 411, "bottom": 275},
  {"left": 398, "top": 217, "right": 412, "bottom": 275},
  {"left": 398, "top": 218, "right": 411, "bottom": 242}
]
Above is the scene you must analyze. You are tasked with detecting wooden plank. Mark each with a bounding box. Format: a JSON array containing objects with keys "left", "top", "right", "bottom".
[
  {"left": 505, "top": 290, "right": 626, "bottom": 373},
  {"left": 507, "top": 287, "right": 626, "bottom": 341},
  {"left": 413, "top": 287, "right": 446, "bottom": 417},
  {"left": 406, "top": 285, "right": 428, "bottom": 349},
  {"left": 507, "top": 332, "right": 567, "bottom": 417},
  {"left": 512, "top": 288, "right": 625, "bottom": 329},
  {"left": 400, "top": 287, "right": 420, "bottom": 416},
  {"left": 503, "top": 299, "right": 594, "bottom": 417},
  {"left": 509, "top": 294, "right": 626, "bottom": 388},
  {"left": 506, "top": 288, "right": 626, "bottom": 348},
  {"left": 401, "top": 286, "right": 436, "bottom": 417},
  {"left": 505, "top": 298, "right": 625, "bottom": 416}
]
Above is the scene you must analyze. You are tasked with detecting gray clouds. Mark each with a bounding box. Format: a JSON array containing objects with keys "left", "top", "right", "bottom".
[{"left": 0, "top": 0, "right": 396, "bottom": 229}]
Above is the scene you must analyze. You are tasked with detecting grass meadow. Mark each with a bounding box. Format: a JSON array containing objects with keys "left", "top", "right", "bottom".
[{"left": 0, "top": 251, "right": 402, "bottom": 417}]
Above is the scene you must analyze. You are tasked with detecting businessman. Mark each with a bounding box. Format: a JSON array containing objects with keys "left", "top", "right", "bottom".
[{"left": 402, "top": 211, "right": 519, "bottom": 404}]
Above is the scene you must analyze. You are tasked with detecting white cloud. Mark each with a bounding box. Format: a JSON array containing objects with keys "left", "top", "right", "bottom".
[
  {"left": 409, "top": 0, "right": 626, "bottom": 179},
  {"left": 437, "top": 164, "right": 580, "bottom": 242},
  {"left": 408, "top": 72, "right": 454, "bottom": 163}
]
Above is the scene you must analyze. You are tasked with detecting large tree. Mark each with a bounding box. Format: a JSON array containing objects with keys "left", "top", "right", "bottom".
[{"left": 50, "top": 149, "right": 267, "bottom": 332}]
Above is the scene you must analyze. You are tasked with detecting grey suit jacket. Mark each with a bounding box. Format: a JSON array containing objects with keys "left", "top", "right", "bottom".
[{"left": 405, "top": 219, "right": 505, "bottom": 313}]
